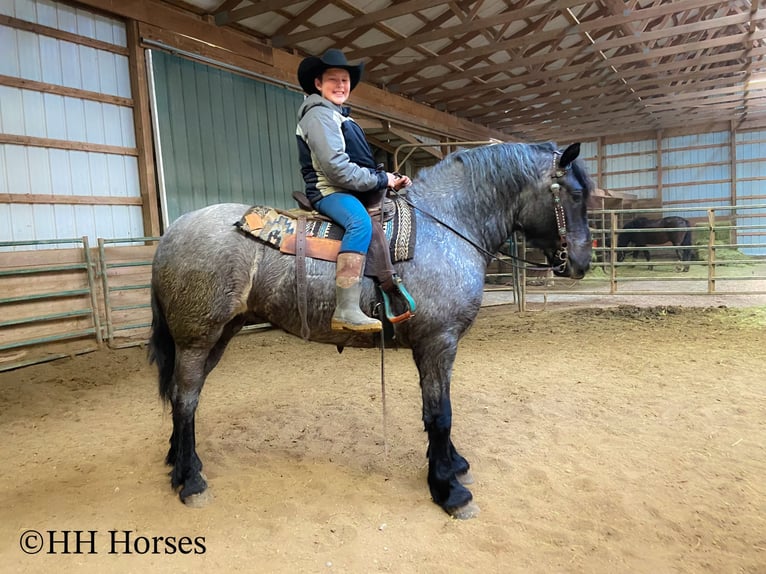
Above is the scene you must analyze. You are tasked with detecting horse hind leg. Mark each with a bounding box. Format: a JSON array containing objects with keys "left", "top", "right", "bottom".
[
  {"left": 166, "top": 348, "right": 210, "bottom": 505},
  {"left": 165, "top": 317, "right": 246, "bottom": 503}
]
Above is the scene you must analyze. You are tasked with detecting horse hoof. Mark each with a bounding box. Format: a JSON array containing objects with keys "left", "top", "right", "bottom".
[
  {"left": 456, "top": 470, "right": 474, "bottom": 485},
  {"left": 450, "top": 501, "right": 480, "bottom": 520},
  {"left": 178, "top": 472, "right": 208, "bottom": 505},
  {"left": 183, "top": 490, "right": 212, "bottom": 508}
]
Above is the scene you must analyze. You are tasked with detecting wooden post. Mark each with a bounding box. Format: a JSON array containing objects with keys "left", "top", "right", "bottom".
[
  {"left": 127, "top": 21, "right": 161, "bottom": 238},
  {"left": 729, "top": 120, "right": 738, "bottom": 246},
  {"left": 656, "top": 130, "right": 663, "bottom": 206}
]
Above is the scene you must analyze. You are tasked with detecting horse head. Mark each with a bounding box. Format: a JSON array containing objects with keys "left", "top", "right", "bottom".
[{"left": 517, "top": 143, "right": 593, "bottom": 279}]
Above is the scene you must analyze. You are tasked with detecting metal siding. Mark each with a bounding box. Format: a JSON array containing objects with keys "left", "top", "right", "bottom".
[
  {"left": 735, "top": 129, "right": 766, "bottom": 255},
  {"left": 0, "top": 0, "right": 141, "bottom": 250},
  {"left": 603, "top": 139, "right": 656, "bottom": 198},
  {"left": 661, "top": 131, "right": 731, "bottom": 218},
  {"left": 579, "top": 140, "right": 598, "bottom": 180},
  {"left": 150, "top": 50, "right": 304, "bottom": 224}
]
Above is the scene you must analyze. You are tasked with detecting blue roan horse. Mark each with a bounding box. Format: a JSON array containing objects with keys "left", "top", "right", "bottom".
[{"left": 149, "top": 142, "right": 593, "bottom": 518}]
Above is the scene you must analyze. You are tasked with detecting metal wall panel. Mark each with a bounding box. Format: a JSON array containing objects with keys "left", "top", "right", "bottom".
[
  {"left": 603, "top": 139, "right": 657, "bottom": 198},
  {"left": 149, "top": 49, "right": 305, "bottom": 225},
  {"left": 579, "top": 140, "right": 598, "bottom": 180},
  {"left": 661, "top": 131, "right": 730, "bottom": 219},
  {"left": 735, "top": 129, "right": 766, "bottom": 255},
  {"left": 0, "top": 0, "right": 141, "bottom": 251}
]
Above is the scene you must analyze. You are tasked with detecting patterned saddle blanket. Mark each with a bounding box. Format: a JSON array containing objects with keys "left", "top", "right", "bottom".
[{"left": 235, "top": 196, "right": 416, "bottom": 263}]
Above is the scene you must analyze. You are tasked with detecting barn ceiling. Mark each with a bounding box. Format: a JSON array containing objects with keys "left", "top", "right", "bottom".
[{"left": 173, "top": 0, "right": 766, "bottom": 144}]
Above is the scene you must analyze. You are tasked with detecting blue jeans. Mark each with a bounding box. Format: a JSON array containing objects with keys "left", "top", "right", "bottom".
[{"left": 314, "top": 192, "right": 372, "bottom": 255}]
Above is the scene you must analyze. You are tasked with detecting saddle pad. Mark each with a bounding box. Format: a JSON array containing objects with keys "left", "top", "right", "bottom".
[{"left": 235, "top": 197, "right": 416, "bottom": 262}]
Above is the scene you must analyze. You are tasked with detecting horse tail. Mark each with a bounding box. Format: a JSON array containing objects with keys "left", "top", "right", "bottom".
[{"left": 148, "top": 287, "right": 176, "bottom": 405}]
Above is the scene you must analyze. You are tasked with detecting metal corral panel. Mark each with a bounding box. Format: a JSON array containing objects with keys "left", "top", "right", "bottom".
[
  {"left": 735, "top": 129, "right": 766, "bottom": 255},
  {"left": 603, "top": 139, "right": 656, "bottom": 198},
  {"left": 0, "top": 0, "right": 142, "bottom": 251},
  {"left": 149, "top": 50, "right": 305, "bottom": 226}
]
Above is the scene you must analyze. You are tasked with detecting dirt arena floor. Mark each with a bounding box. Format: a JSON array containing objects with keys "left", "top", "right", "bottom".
[{"left": 1, "top": 300, "right": 765, "bottom": 573}]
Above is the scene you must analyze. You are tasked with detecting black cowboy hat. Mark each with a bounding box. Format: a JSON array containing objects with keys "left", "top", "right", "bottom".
[{"left": 297, "top": 49, "right": 364, "bottom": 95}]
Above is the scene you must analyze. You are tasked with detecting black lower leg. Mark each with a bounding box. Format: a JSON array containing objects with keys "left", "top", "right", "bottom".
[
  {"left": 425, "top": 408, "right": 473, "bottom": 514},
  {"left": 170, "top": 403, "right": 207, "bottom": 501}
]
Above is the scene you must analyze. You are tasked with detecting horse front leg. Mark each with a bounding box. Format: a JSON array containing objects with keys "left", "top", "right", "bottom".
[{"left": 414, "top": 342, "right": 478, "bottom": 519}]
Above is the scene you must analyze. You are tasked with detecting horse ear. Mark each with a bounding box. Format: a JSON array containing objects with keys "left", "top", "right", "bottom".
[{"left": 559, "top": 143, "right": 581, "bottom": 169}]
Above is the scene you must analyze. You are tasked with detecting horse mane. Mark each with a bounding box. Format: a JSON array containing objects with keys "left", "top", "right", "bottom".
[
  {"left": 414, "top": 142, "right": 591, "bottom": 197},
  {"left": 423, "top": 142, "right": 552, "bottom": 194}
]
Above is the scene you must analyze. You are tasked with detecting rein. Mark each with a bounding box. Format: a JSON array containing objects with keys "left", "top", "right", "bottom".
[{"left": 391, "top": 152, "right": 571, "bottom": 274}]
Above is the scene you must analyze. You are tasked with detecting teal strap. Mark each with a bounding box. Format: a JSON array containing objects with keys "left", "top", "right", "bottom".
[{"left": 380, "top": 275, "right": 416, "bottom": 323}]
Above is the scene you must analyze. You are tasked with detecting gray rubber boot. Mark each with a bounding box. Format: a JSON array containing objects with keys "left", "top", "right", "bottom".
[
  {"left": 331, "top": 253, "right": 382, "bottom": 332},
  {"left": 331, "top": 283, "right": 382, "bottom": 332}
]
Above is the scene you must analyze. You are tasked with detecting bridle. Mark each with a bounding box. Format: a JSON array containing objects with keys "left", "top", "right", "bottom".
[{"left": 548, "top": 150, "right": 570, "bottom": 274}]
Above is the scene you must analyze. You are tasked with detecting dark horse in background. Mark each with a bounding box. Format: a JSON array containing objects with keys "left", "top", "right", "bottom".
[
  {"left": 148, "top": 142, "right": 594, "bottom": 519},
  {"left": 617, "top": 216, "right": 695, "bottom": 271}
]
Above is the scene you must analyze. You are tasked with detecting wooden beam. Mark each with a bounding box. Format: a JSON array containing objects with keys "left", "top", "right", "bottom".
[
  {"left": 389, "top": 29, "right": 757, "bottom": 94},
  {"left": 272, "top": 0, "right": 459, "bottom": 48},
  {"left": 126, "top": 21, "right": 161, "bottom": 237},
  {"left": 216, "top": 0, "right": 310, "bottom": 24},
  {"left": 0, "top": 75, "right": 133, "bottom": 107},
  {"left": 348, "top": 0, "right": 593, "bottom": 61},
  {"left": 0, "top": 194, "right": 143, "bottom": 205},
  {"left": 0, "top": 134, "right": 138, "bottom": 156}
]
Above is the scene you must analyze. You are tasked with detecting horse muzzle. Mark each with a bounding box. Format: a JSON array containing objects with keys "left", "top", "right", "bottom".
[{"left": 548, "top": 242, "right": 590, "bottom": 279}]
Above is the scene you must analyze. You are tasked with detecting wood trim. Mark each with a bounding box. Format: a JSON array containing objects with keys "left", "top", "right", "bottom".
[
  {"left": 661, "top": 178, "right": 732, "bottom": 188},
  {"left": 0, "top": 14, "right": 129, "bottom": 56},
  {"left": 734, "top": 137, "right": 766, "bottom": 146},
  {"left": 603, "top": 167, "right": 658, "bottom": 177},
  {"left": 660, "top": 142, "right": 731, "bottom": 153},
  {"left": 0, "top": 134, "right": 138, "bottom": 156},
  {"left": 730, "top": 121, "right": 738, "bottom": 247},
  {"left": 656, "top": 131, "right": 663, "bottom": 205},
  {"left": 662, "top": 160, "right": 730, "bottom": 171},
  {"left": 0, "top": 193, "right": 143, "bottom": 205},
  {"left": 662, "top": 196, "right": 734, "bottom": 206},
  {"left": 597, "top": 136, "right": 604, "bottom": 189},
  {"left": 0, "top": 74, "right": 133, "bottom": 107},
  {"left": 608, "top": 185, "right": 657, "bottom": 193},
  {"left": 126, "top": 21, "right": 160, "bottom": 237},
  {"left": 603, "top": 148, "right": 659, "bottom": 160}
]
